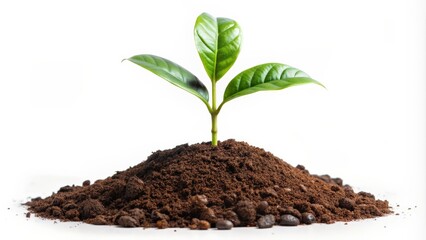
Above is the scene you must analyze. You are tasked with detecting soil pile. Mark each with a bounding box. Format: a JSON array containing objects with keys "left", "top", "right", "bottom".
[{"left": 26, "top": 139, "right": 390, "bottom": 228}]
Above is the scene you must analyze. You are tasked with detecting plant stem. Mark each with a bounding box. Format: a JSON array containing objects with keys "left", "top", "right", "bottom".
[
  {"left": 211, "top": 113, "right": 218, "bottom": 146},
  {"left": 211, "top": 80, "right": 218, "bottom": 146}
]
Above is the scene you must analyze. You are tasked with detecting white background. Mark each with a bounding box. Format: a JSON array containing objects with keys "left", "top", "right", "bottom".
[{"left": 0, "top": 0, "right": 425, "bottom": 239}]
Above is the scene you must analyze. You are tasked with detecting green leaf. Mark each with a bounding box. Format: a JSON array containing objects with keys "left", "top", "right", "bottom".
[
  {"left": 194, "top": 12, "right": 242, "bottom": 82},
  {"left": 222, "top": 63, "right": 324, "bottom": 104},
  {"left": 124, "top": 54, "right": 209, "bottom": 105}
]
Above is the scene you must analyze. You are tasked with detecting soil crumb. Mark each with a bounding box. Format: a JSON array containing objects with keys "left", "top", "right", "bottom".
[{"left": 26, "top": 139, "right": 390, "bottom": 228}]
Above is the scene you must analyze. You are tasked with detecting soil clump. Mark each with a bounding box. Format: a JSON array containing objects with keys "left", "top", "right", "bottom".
[{"left": 26, "top": 139, "right": 390, "bottom": 228}]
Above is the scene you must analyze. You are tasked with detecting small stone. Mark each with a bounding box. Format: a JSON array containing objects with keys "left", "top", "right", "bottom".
[
  {"left": 331, "top": 185, "right": 340, "bottom": 192},
  {"left": 118, "top": 216, "right": 139, "bottom": 228},
  {"left": 257, "top": 214, "right": 275, "bottom": 228},
  {"left": 189, "top": 218, "right": 200, "bottom": 230},
  {"left": 332, "top": 177, "right": 343, "bottom": 186},
  {"left": 235, "top": 201, "right": 256, "bottom": 223},
  {"left": 216, "top": 219, "right": 233, "bottom": 230},
  {"left": 256, "top": 201, "right": 269, "bottom": 214},
  {"left": 223, "top": 210, "right": 241, "bottom": 227},
  {"left": 191, "top": 194, "right": 208, "bottom": 206},
  {"left": 296, "top": 164, "right": 305, "bottom": 170},
  {"left": 198, "top": 220, "right": 210, "bottom": 230},
  {"left": 339, "top": 198, "right": 355, "bottom": 211},
  {"left": 156, "top": 219, "right": 169, "bottom": 229},
  {"left": 301, "top": 213, "right": 316, "bottom": 224},
  {"left": 299, "top": 184, "right": 307, "bottom": 192},
  {"left": 260, "top": 188, "right": 278, "bottom": 198},
  {"left": 343, "top": 184, "right": 353, "bottom": 192},
  {"left": 284, "top": 188, "right": 292, "bottom": 192},
  {"left": 199, "top": 207, "right": 217, "bottom": 224},
  {"left": 26, "top": 212, "right": 31, "bottom": 218},
  {"left": 279, "top": 214, "right": 300, "bottom": 226},
  {"left": 82, "top": 180, "right": 91, "bottom": 186},
  {"left": 278, "top": 207, "right": 302, "bottom": 220},
  {"left": 222, "top": 194, "right": 237, "bottom": 207},
  {"left": 58, "top": 185, "right": 73, "bottom": 192}
]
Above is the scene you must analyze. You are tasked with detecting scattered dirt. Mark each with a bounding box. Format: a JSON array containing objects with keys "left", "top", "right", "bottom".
[{"left": 26, "top": 139, "right": 391, "bottom": 228}]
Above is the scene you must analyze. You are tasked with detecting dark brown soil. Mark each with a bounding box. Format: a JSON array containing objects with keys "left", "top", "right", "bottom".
[{"left": 26, "top": 139, "right": 390, "bottom": 228}]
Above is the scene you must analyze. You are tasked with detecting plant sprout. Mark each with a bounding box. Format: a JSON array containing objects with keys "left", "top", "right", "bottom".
[{"left": 124, "top": 12, "right": 324, "bottom": 147}]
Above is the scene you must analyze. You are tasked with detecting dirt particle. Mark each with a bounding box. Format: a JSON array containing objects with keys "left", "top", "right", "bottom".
[
  {"left": 156, "top": 219, "right": 169, "bottom": 229},
  {"left": 26, "top": 212, "right": 31, "bottom": 218},
  {"left": 124, "top": 176, "right": 145, "bottom": 200},
  {"left": 235, "top": 201, "right": 256, "bottom": 223},
  {"left": 191, "top": 194, "right": 208, "bottom": 207},
  {"left": 65, "top": 209, "right": 80, "bottom": 220},
  {"left": 339, "top": 198, "right": 355, "bottom": 211},
  {"left": 79, "top": 199, "right": 105, "bottom": 220},
  {"left": 86, "top": 215, "right": 107, "bottom": 225}
]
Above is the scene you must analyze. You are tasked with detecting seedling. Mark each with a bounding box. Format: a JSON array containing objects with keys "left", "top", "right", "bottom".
[{"left": 124, "top": 13, "right": 324, "bottom": 146}]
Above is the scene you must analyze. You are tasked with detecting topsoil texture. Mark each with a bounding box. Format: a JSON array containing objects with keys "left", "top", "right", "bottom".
[{"left": 26, "top": 139, "right": 390, "bottom": 229}]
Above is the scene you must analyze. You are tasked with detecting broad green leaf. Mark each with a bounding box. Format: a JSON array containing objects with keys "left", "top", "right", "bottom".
[
  {"left": 194, "top": 12, "right": 242, "bottom": 82},
  {"left": 223, "top": 63, "right": 324, "bottom": 104},
  {"left": 125, "top": 54, "right": 209, "bottom": 104}
]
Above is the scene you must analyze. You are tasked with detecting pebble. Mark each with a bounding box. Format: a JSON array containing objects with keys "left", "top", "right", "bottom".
[
  {"left": 256, "top": 201, "right": 269, "bottom": 214},
  {"left": 200, "top": 207, "right": 217, "bottom": 223},
  {"left": 257, "top": 214, "right": 275, "bottom": 228},
  {"left": 301, "top": 213, "right": 316, "bottom": 224},
  {"left": 156, "top": 219, "right": 169, "bottom": 229},
  {"left": 339, "top": 198, "right": 355, "bottom": 211},
  {"left": 26, "top": 212, "right": 31, "bottom": 218},
  {"left": 279, "top": 214, "right": 300, "bottom": 226},
  {"left": 191, "top": 195, "right": 208, "bottom": 206},
  {"left": 223, "top": 210, "right": 241, "bottom": 226},
  {"left": 332, "top": 177, "right": 343, "bottom": 186},
  {"left": 118, "top": 216, "right": 139, "bottom": 228},
  {"left": 82, "top": 180, "right": 91, "bottom": 186},
  {"left": 198, "top": 220, "right": 210, "bottom": 230},
  {"left": 299, "top": 184, "right": 307, "bottom": 192},
  {"left": 216, "top": 219, "right": 233, "bottom": 230}
]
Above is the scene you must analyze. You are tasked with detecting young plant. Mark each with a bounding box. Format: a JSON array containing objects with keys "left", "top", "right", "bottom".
[{"left": 124, "top": 13, "right": 324, "bottom": 147}]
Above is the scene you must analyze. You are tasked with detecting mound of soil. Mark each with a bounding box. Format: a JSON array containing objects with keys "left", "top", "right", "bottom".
[{"left": 26, "top": 139, "right": 390, "bottom": 229}]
